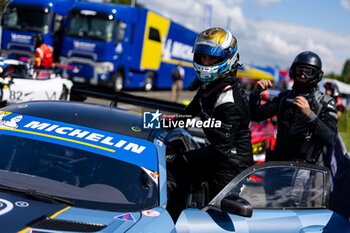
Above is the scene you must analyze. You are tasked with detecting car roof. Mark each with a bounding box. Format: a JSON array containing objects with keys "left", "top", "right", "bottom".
[{"left": 2, "top": 101, "right": 152, "bottom": 141}]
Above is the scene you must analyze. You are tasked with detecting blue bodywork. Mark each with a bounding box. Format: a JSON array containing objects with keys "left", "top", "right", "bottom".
[
  {"left": 177, "top": 208, "right": 349, "bottom": 233},
  {"left": 0, "top": 101, "right": 349, "bottom": 232},
  {"left": 0, "top": 0, "right": 76, "bottom": 59},
  {"left": 60, "top": 2, "right": 197, "bottom": 90}
]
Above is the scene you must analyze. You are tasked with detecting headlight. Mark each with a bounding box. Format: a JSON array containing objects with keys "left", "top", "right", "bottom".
[{"left": 96, "top": 62, "right": 114, "bottom": 74}]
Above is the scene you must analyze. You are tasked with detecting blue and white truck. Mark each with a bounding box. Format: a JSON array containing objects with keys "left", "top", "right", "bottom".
[
  {"left": 60, "top": 2, "right": 198, "bottom": 91},
  {"left": 0, "top": 0, "right": 76, "bottom": 61}
]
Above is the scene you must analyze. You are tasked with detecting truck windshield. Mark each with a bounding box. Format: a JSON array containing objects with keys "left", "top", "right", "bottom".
[
  {"left": 0, "top": 134, "right": 158, "bottom": 212},
  {"left": 65, "top": 11, "right": 115, "bottom": 41},
  {"left": 2, "top": 4, "right": 52, "bottom": 33}
]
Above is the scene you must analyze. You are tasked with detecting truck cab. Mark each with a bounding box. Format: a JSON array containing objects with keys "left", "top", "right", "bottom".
[{"left": 0, "top": 0, "right": 76, "bottom": 61}]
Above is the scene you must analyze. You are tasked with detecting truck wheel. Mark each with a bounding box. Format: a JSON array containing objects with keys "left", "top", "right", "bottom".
[
  {"left": 144, "top": 73, "right": 154, "bottom": 92},
  {"left": 113, "top": 71, "right": 124, "bottom": 92}
]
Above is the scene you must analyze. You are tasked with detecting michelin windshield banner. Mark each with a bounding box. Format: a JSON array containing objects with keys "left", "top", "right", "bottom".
[{"left": 0, "top": 111, "right": 158, "bottom": 171}]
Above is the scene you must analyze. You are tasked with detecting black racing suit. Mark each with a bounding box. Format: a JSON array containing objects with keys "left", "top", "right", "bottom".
[
  {"left": 249, "top": 89, "right": 338, "bottom": 207},
  {"left": 167, "top": 76, "right": 253, "bottom": 220},
  {"left": 249, "top": 89, "right": 338, "bottom": 162}
]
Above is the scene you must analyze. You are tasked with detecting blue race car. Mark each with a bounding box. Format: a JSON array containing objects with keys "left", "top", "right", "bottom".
[{"left": 0, "top": 96, "right": 349, "bottom": 232}]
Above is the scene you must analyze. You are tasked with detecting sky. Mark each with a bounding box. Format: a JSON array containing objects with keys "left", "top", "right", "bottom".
[{"left": 137, "top": 0, "right": 350, "bottom": 75}]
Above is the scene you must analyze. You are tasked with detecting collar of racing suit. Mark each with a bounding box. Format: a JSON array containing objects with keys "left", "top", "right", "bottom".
[{"left": 199, "top": 73, "right": 239, "bottom": 99}]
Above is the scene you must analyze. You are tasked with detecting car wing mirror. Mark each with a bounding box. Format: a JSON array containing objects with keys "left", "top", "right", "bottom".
[{"left": 220, "top": 193, "right": 252, "bottom": 217}]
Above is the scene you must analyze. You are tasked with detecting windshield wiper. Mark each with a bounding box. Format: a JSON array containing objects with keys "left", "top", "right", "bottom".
[{"left": 0, "top": 185, "right": 75, "bottom": 206}]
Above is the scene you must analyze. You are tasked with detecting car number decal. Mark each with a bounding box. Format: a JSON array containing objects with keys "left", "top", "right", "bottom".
[{"left": 9, "top": 90, "right": 23, "bottom": 101}]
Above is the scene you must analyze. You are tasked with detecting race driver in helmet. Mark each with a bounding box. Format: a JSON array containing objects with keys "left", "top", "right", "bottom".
[
  {"left": 249, "top": 51, "right": 338, "bottom": 164},
  {"left": 166, "top": 27, "right": 253, "bottom": 220},
  {"left": 324, "top": 81, "right": 345, "bottom": 119}
]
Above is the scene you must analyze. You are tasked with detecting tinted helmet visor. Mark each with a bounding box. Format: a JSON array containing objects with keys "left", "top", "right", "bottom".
[{"left": 294, "top": 65, "right": 318, "bottom": 79}]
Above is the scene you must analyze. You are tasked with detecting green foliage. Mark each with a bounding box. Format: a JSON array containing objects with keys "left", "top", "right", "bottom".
[
  {"left": 342, "top": 59, "right": 350, "bottom": 77},
  {"left": 338, "top": 110, "right": 350, "bottom": 151},
  {"left": 324, "top": 72, "right": 338, "bottom": 80},
  {"left": 0, "top": 0, "right": 10, "bottom": 15},
  {"left": 325, "top": 59, "right": 350, "bottom": 84}
]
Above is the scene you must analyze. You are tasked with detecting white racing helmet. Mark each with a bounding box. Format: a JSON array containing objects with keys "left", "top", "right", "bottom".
[{"left": 193, "top": 27, "right": 239, "bottom": 82}]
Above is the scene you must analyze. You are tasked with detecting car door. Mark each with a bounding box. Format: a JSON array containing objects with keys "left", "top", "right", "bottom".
[{"left": 176, "top": 162, "right": 350, "bottom": 233}]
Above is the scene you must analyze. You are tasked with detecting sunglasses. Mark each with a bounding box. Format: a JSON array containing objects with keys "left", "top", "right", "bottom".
[{"left": 294, "top": 66, "right": 318, "bottom": 79}]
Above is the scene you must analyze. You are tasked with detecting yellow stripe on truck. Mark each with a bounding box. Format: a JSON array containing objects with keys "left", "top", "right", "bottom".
[
  {"left": 161, "top": 58, "right": 193, "bottom": 68},
  {"left": 140, "top": 11, "right": 170, "bottom": 70}
]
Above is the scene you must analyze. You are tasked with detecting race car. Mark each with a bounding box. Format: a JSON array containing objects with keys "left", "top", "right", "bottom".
[
  {"left": 0, "top": 58, "right": 73, "bottom": 106},
  {"left": 0, "top": 93, "right": 349, "bottom": 232}
]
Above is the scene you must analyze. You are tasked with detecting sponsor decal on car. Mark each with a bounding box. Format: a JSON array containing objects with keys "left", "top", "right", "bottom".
[
  {"left": 0, "top": 198, "right": 14, "bottom": 216},
  {"left": 142, "top": 210, "right": 160, "bottom": 217},
  {"left": 0, "top": 111, "right": 158, "bottom": 171},
  {"left": 114, "top": 213, "right": 135, "bottom": 222},
  {"left": 142, "top": 167, "right": 159, "bottom": 185}
]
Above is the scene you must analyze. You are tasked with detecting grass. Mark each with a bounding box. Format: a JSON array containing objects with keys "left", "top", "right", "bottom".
[{"left": 338, "top": 110, "right": 350, "bottom": 151}]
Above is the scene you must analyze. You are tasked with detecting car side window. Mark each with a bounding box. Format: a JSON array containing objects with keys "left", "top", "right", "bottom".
[{"left": 228, "top": 166, "right": 327, "bottom": 209}]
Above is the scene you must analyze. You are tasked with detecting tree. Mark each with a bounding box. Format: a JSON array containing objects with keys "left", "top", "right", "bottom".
[
  {"left": 341, "top": 59, "right": 350, "bottom": 84},
  {"left": 0, "top": 0, "right": 10, "bottom": 15},
  {"left": 324, "top": 72, "right": 339, "bottom": 80}
]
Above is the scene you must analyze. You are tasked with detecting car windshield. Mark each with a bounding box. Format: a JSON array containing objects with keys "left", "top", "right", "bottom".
[
  {"left": 65, "top": 11, "right": 114, "bottom": 41},
  {"left": 0, "top": 134, "right": 158, "bottom": 212},
  {"left": 2, "top": 4, "right": 51, "bottom": 33},
  {"left": 219, "top": 163, "right": 328, "bottom": 209},
  {"left": 1, "top": 64, "right": 30, "bottom": 79}
]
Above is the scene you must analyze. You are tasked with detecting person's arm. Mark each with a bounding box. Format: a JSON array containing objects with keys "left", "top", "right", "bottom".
[
  {"left": 180, "top": 92, "right": 200, "bottom": 116},
  {"left": 164, "top": 92, "right": 200, "bottom": 129},
  {"left": 249, "top": 89, "right": 282, "bottom": 122},
  {"left": 34, "top": 48, "right": 42, "bottom": 67},
  {"left": 336, "top": 99, "right": 345, "bottom": 119},
  {"left": 295, "top": 97, "right": 338, "bottom": 146}
]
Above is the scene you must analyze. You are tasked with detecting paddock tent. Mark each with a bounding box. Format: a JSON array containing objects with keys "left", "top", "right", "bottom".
[{"left": 237, "top": 65, "right": 275, "bottom": 81}]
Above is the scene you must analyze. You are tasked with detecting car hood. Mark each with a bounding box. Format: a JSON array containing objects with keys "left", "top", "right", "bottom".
[{"left": 0, "top": 191, "right": 145, "bottom": 232}]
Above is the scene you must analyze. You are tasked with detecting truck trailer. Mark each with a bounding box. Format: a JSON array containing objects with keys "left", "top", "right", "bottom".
[{"left": 60, "top": 2, "right": 198, "bottom": 91}]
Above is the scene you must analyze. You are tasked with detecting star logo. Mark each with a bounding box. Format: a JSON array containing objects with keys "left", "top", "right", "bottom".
[
  {"left": 143, "top": 110, "right": 162, "bottom": 129},
  {"left": 150, "top": 110, "right": 161, "bottom": 122}
]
